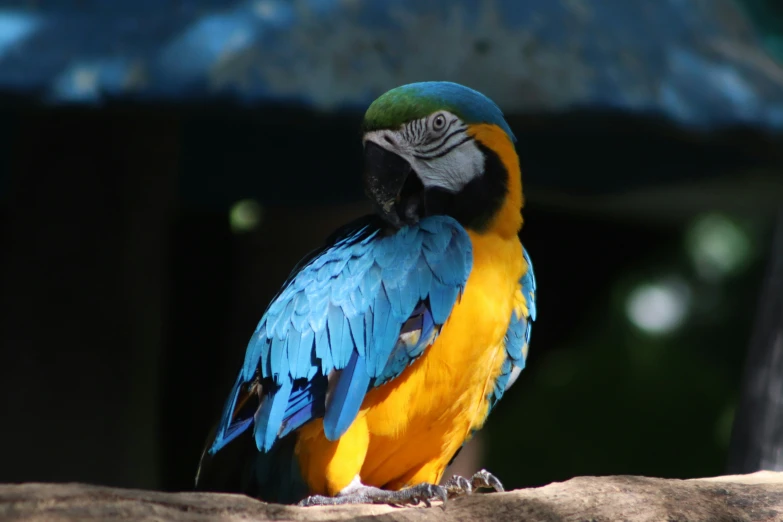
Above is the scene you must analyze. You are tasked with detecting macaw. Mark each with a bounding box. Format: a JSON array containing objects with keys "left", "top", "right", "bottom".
[{"left": 195, "top": 81, "right": 537, "bottom": 506}]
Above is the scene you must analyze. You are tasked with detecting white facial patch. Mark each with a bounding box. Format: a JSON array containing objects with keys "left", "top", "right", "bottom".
[
  {"left": 414, "top": 140, "right": 484, "bottom": 192},
  {"left": 363, "top": 111, "right": 485, "bottom": 193}
]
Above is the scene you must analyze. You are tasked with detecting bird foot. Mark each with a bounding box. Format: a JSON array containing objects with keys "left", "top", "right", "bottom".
[
  {"left": 298, "top": 482, "right": 448, "bottom": 507},
  {"left": 443, "top": 469, "right": 504, "bottom": 498}
]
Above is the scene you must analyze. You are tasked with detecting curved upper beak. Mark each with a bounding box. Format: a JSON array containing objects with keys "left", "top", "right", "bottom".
[{"left": 363, "top": 141, "right": 421, "bottom": 227}]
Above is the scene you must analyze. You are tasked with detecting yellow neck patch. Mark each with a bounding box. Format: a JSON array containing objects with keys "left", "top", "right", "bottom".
[{"left": 467, "top": 123, "right": 524, "bottom": 238}]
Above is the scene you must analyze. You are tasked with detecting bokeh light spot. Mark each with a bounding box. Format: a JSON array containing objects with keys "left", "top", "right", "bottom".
[
  {"left": 229, "top": 199, "right": 263, "bottom": 233},
  {"left": 626, "top": 277, "right": 692, "bottom": 335},
  {"left": 687, "top": 213, "right": 752, "bottom": 281}
]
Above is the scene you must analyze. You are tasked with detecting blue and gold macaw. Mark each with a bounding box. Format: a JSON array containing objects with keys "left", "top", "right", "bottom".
[{"left": 195, "top": 81, "right": 537, "bottom": 506}]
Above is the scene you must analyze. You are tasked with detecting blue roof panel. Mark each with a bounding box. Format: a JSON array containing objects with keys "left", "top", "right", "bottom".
[{"left": 0, "top": 0, "right": 780, "bottom": 130}]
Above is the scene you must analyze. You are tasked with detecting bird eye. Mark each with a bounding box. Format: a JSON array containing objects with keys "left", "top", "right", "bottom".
[{"left": 432, "top": 113, "right": 447, "bottom": 131}]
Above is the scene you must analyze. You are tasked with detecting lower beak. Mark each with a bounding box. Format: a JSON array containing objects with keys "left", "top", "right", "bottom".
[{"left": 363, "top": 141, "right": 423, "bottom": 227}]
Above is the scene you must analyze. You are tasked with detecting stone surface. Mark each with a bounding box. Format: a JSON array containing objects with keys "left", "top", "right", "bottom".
[{"left": 2, "top": 472, "right": 783, "bottom": 521}]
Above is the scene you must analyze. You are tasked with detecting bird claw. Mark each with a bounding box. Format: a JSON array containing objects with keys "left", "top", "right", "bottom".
[
  {"left": 297, "top": 472, "right": 501, "bottom": 507},
  {"left": 403, "top": 483, "right": 448, "bottom": 507},
  {"left": 471, "top": 469, "right": 504, "bottom": 493},
  {"left": 443, "top": 469, "right": 504, "bottom": 499},
  {"left": 298, "top": 482, "right": 448, "bottom": 507},
  {"left": 298, "top": 494, "right": 340, "bottom": 507},
  {"left": 444, "top": 474, "right": 473, "bottom": 497}
]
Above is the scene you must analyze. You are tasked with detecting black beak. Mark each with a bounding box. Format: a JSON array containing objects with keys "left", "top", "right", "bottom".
[{"left": 363, "top": 141, "right": 425, "bottom": 227}]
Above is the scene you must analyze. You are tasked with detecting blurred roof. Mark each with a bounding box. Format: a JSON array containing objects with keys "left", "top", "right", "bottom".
[{"left": 0, "top": 0, "right": 782, "bottom": 130}]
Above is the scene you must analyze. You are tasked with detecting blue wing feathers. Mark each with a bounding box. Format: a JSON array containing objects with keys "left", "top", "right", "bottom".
[
  {"left": 371, "top": 286, "right": 394, "bottom": 375},
  {"left": 373, "top": 302, "right": 437, "bottom": 387},
  {"left": 415, "top": 260, "right": 433, "bottom": 300},
  {"left": 414, "top": 309, "right": 437, "bottom": 357},
  {"left": 362, "top": 312, "right": 375, "bottom": 372},
  {"left": 208, "top": 215, "right": 473, "bottom": 456},
  {"left": 270, "top": 336, "right": 287, "bottom": 381},
  {"left": 314, "top": 328, "right": 332, "bottom": 374},
  {"left": 487, "top": 246, "right": 537, "bottom": 412},
  {"left": 384, "top": 282, "right": 403, "bottom": 317},
  {"left": 503, "top": 306, "right": 527, "bottom": 364},
  {"left": 285, "top": 333, "right": 302, "bottom": 380},
  {"left": 323, "top": 352, "right": 372, "bottom": 441},
  {"left": 296, "top": 330, "right": 315, "bottom": 378},
  {"left": 278, "top": 376, "right": 327, "bottom": 439},
  {"left": 209, "top": 378, "right": 245, "bottom": 453},
  {"left": 347, "top": 311, "right": 366, "bottom": 358},
  {"left": 326, "top": 305, "right": 345, "bottom": 366},
  {"left": 256, "top": 377, "right": 293, "bottom": 452},
  {"left": 339, "top": 316, "right": 356, "bottom": 368},
  {"left": 246, "top": 328, "right": 267, "bottom": 379},
  {"left": 522, "top": 247, "right": 537, "bottom": 325},
  {"left": 428, "top": 280, "right": 458, "bottom": 324}
]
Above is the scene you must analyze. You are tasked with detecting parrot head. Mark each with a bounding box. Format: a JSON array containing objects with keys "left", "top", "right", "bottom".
[{"left": 362, "top": 81, "right": 519, "bottom": 231}]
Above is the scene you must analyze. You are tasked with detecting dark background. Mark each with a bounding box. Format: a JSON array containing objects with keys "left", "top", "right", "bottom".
[{"left": 1, "top": 0, "right": 783, "bottom": 495}]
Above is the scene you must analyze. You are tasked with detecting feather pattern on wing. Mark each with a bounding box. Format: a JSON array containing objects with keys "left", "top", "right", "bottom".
[{"left": 208, "top": 215, "right": 473, "bottom": 454}]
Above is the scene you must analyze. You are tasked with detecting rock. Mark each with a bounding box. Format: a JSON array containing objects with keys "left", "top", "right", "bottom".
[{"left": 2, "top": 472, "right": 783, "bottom": 521}]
